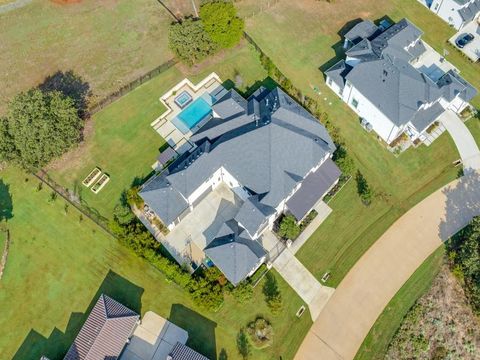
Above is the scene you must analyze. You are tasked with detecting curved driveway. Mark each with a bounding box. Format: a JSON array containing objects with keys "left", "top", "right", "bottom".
[{"left": 295, "top": 172, "right": 480, "bottom": 360}]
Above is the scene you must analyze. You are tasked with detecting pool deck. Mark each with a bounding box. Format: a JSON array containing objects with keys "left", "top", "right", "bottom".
[{"left": 151, "top": 73, "right": 223, "bottom": 157}]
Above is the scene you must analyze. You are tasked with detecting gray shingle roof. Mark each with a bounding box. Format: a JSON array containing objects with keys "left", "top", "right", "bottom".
[
  {"left": 169, "top": 342, "right": 209, "bottom": 360},
  {"left": 344, "top": 20, "right": 380, "bottom": 44},
  {"left": 204, "top": 220, "right": 266, "bottom": 285},
  {"left": 141, "top": 87, "right": 336, "bottom": 227},
  {"left": 459, "top": 0, "right": 480, "bottom": 22},
  {"left": 409, "top": 102, "right": 445, "bottom": 133},
  {"left": 325, "top": 60, "right": 352, "bottom": 90},
  {"left": 286, "top": 158, "right": 341, "bottom": 221},
  {"left": 64, "top": 294, "right": 139, "bottom": 360},
  {"left": 334, "top": 18, "right": 478, "bottom": 132},
  {"left": 234, "top": 195, "right": 276, "bottom": 236}
]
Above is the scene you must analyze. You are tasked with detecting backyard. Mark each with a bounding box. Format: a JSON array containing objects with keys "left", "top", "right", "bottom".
[
  {"left": 0, "top": 0, "right": 174, "bottom": 112},
  {"left": 0, "top": 166, "right": 311, "bottom": 360},
  {"left": 236, "top": 0, "right": 477, "bottom": 287},
  {"left": 48, "top": 43, "right": 268, "bottom": 219}
]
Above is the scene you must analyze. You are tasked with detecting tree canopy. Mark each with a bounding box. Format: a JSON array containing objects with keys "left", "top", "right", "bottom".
[
  {"left": 168, "top": 18, "right": 218, "bottom": 65},
  {"left": 0, "top": 89, "right": 83, "bottom": 169},
  {"left": 200, "top": 1, "right": 244, "bottom": 49}
]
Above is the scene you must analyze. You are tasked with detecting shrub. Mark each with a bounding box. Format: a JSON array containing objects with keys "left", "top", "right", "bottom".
[
  {"left": 231, "top": 281, "right": 254, "bottom": 304},
  {"left": 277, "top": 214, "right": 301, "bottom": 240},
  {"left": 168, "top": 18, "right": 218, "bottom": 65},
  {"left": 246, "top": 317, "right": 273, "bottom": 348},
  {"left": 200, "top": 1, "right": 244, "bottom": 49},
  {"left": 126, "top": 187, "right": 144, "bottom": 208},
  {"left": 355, "top": 170, "right": 373, "bottom": 205},
  {"left": 236, "top": 328, "right": 251, "bottom": 359}
]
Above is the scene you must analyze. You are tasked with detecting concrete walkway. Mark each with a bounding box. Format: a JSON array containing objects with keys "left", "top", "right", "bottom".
[
  {"left": 273, "top": 248, "right": 335, "bottom": 321},
  {"left": 295, "top": 172, "right": 480, "bottom": 360},
  {"left": 440, "top": 110, "right": 480, "bottom": 172}
]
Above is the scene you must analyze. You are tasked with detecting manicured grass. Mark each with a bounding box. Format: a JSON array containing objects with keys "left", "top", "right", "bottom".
[
  {"left": 0, "top": 230, "right": 5, "bottom": 253},
  {"left": 0, "top": 0, "right": 173, "bottom": 111},
  {"left": 354, "top": 245, "right": 445, "bottom": 360},
  {"left": 48, "top": 44, "right": 267, "bottom": 219},
  {"left": 0, "top": 166, "right": 311, "bottom": 360},
  {"left": 237, "top": 0, "right": 469, "bottom": 286},
  {"left": 466, "top": 117, "right": 480, "bottom": 144}
]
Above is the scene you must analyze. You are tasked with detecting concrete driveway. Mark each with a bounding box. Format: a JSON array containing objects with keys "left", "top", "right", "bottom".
[
  {"left": 449, "top": 20, "right": 480, "bottom": 62},
  {"left": 273, "top": 248, "right": 335, "bottom": 321},
  {"left": 295, "top": 172, "right": 480, "bottom": 360},
  {"left": 440, "top": 110, "right": 480, "bottom": 172}
]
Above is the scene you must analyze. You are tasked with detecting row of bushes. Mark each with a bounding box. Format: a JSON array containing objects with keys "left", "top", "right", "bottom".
[{"left": 247, "top": 33, "right": 374, "bottom": 205}]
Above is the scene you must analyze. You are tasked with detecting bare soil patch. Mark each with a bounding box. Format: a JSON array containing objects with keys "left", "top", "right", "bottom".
[{"left": 386, "top": 264, "right": 480, "bottom": 359}]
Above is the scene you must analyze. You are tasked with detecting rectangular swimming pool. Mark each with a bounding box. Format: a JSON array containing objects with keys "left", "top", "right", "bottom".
[{"left": 172, "top": 94, "right": 213, "bottom": 134}]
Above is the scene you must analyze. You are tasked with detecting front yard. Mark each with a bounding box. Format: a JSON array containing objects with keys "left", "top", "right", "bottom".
[
  {"left": 0, "top": 166, "right": 311, "bottom": 360},
  {"left": 236, "top": 0, "right": 475, "bottom": 287},
  {"left": 48, "top": 43, "right": 268, "bottom": 219}
]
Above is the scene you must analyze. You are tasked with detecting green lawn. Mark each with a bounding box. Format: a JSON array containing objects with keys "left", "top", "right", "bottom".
[
  {"left": 0, "top": 166, "right": 311, "bottom": 360},
  {"left": 354, "top": 245, "right": 445, "bottom": 360},
  {"left": 0, "top": 0, "right": 174, "bottom": 112},
  {"left": 236, "top": 0, "right": 474, "bottom": 286},
  {"left": 466, "top": 117, "right": 480, "bottom": 144},
  {"left": 48, "top": 43, "right": 268, "bottom": 219}
]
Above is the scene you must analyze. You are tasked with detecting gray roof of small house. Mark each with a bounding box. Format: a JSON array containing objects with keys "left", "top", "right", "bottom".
[
  {"left": 204, "top": 220, "right": 266, "bottom": 285},
  {"left": 64, "top": 294, "right": 139, "bottom": 360},
  {"left": 438, "top": 70, "right": 478, "bottom": 102},
  {"left": 141, "top": 87, "right": 336, "bottom": 229},
  {"left": 169, "top": 342, "right": 209, "bottom": 360},
  {"left": 459, "top": 0, "right": 480, "bottom": 22},
  {"left": 286, "top": 158, "right": 341, "bottom": 221},
  {"left": 344, "top": 20, "right": 380, "bottom": 44}
]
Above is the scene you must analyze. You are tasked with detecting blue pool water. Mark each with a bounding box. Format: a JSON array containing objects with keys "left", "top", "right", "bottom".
[
  {"left": 173, "top": 94, "right": 213, "bottom": 133},
  {"left": 174, "top": 90, "right": 192, "bottom": 108}
]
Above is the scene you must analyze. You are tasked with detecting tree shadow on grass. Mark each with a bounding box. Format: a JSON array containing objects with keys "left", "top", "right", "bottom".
[
  {"left": 168, "top": 304, "right": 217, "bottom": 360},
  {"left": 438, "top": 171, "right": 480, "bottom": 241},
  {"left": 0, "top": 179, "right": 13, "bottom": 222},
  {"left": 12, "top": 270, "right": 144, "bottom": 360},
  {"left": 39, "top": 70, "right": 91, "bottom": 119}
]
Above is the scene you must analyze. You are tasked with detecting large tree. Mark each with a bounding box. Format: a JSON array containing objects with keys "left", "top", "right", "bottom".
[
  {"left": 200, "top": 1, "right": 244, "bottom": 49},
  {"left": 168, "top": 18, "right": 218, "bottom": 65},
  {"left": 0, "top": 89, "right": 83, "bottom": 169}
]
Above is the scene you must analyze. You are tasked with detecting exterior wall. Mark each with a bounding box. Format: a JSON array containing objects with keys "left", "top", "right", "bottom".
[
  {"left": 221, "top": 167, "right": 250, "bottom": 200},
  {"left": 246, "top": 255, "right": 267, "bottom": 278},
  {"left": 448, "top": 95, "right": 469, "bottom": 113},
  {"left": 345, "top": 56, "right": 363, "bottom": 67},
  {"left": 430, "top": 0, "right": 466, "bottom": 29},
  {"left": 342, "top": 82, "right": 402, "bottom": 144},
  {"left": 326, "top": 76, "right": 344, "bottom": 97}
]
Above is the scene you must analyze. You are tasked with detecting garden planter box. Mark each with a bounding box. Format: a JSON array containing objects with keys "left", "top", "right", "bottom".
[
  {"left": 91, "top": 174, "right": 110, "bottom": 194},
  {"left": 82, "top": 167, "right": 102, "bottom": 187}
]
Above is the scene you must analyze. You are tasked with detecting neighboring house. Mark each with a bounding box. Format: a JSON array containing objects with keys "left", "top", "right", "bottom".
[
  {"left": 63, "top": 294, "right": 139, "bottom": 360},
  {"left": 325, "top": 18, "right": 477, "bottom": 145},
  {"left": 140, "top": 86, "right": 341, "bottom": 285},
  {"left": 421, "top": 0, "right": 480, "bottom": 30}
]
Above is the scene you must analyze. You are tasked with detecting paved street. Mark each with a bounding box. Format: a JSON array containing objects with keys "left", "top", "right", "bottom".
[{"left": 295, "top": 172, "right": 480, "bottom": 360}]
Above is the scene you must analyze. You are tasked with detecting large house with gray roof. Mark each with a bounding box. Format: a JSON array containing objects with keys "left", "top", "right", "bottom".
[
  {"left": 140, "top": 86, "right": 341, "bottom": 285},
  {"left": 420, "top": 0, "right": 480, "bottom": 30},
  {"left": 325, "top": 18, "right": 477, "bottom": 146}
]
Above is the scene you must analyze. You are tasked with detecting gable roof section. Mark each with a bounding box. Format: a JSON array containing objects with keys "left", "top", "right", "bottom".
[
  {"left": 64, "top": 294, "right": 139, "bottom": 360},
  {"left": 169, "top": 342, "right": 209, "bottom": 360},
  {"left": 344, "top": 20, "right": 380, "bottom": 44},
  {"left": 325, "top": 60, "right": 352, "bottom": 90},
  {"left": 234, "top": 195, "right": 276, "bottom": 236},
  {"left": 204, "top": 220, "right": 267, "bottom": 285},
  {"left": 286, "top": 158, "right": 341, "bottom": 221}
]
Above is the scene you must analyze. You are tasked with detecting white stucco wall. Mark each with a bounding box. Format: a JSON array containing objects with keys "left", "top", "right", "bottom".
[
  {"left": 187, "top": 168, "right": 222, "bottom": 205},
  {"left": 326, "top": 76, "right": 344, "bottom": 97}
]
